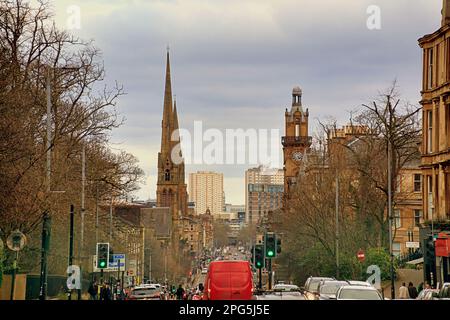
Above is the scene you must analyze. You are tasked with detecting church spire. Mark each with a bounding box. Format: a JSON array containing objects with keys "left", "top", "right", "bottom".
[
  {"left": 161, "top": 49, "right": 173, "bottom": 151},
  {"left": 173, "top": 97, "right": 179, "bottom": 134}
]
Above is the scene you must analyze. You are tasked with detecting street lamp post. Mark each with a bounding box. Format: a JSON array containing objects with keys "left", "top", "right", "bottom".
[
  {"left": 387, "top": 117, "right": 395, "bottom": 300},
  {"left": 335, "top": 172, "right": 340, "bottom": 279}
]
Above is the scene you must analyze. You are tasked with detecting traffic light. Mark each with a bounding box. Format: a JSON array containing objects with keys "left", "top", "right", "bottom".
[
  {"left": 265, "top": 232, "right": 276, "bottom": 258},
  {"left": 97, "top": 243, "right": 110, "bottom": 269},
  {"left": 276, "top": 237, "right": 281, "bottom": 254},
  {"left": 254, "top": 244, "right": 264, "bottom": 269}
]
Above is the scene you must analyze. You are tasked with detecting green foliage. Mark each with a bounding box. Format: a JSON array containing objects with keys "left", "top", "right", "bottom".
[{"left": 361, "top": 247, "right": 396, "bottom": 281}]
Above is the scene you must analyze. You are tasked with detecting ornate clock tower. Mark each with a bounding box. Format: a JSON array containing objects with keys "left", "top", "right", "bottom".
[{"left": 282, "top": 87, "right": 312, "bottom": 203}]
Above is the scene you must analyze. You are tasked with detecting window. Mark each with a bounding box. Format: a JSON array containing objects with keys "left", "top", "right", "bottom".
[
  {"left": 414, "top": 174, "right": 422, "bottom": 192},
  {"left": 414, "top": 210, "right": 423, "bottom": 227},
  {"left": 164, "top": 169, "right": 171, "bottom": 181},
  {"left": 447, "top": 38, "right": 450, "bottom": 81},
  {"left": 436, "top": 43, "right": 440, "bottom": 86},
  {"left": 295, "top": 124, "right": 300, "bottom": 137},
  {"left": 447, "top": 105, "right": 450, "bottom": 148},
  {"left": 428, "top": 110, "right": 433, "bottom": 153},
  {"left": 427, "top": 48, "right": 433, "bottom": 89},
  {"left": 393, "top": 243, "right": 401, "bottom": 257},
  {"left": 396, "top": 176, "right": 402, "bottom": 193},
  {"left": 394, "top": 210, "right": 401, "bottom": 229},
  {"left": 428, "top": 176, "right": 433, "bottom": 218}
]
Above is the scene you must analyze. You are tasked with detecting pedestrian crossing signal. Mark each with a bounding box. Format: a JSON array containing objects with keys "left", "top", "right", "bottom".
[
  {"left": 254, "top": 244, "right": 264, "bottom": 269},
  {"left": 264, "top": 232, "right": 276, "bottom": 258},
  {"left": 96, "top": 243, "right": 110, "bottom": 269}
]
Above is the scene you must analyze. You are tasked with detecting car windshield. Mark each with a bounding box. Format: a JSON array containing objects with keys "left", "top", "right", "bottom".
[
  {"left": 131, "top": 288, "right": 157, "bottom": 296},
  {"left": 320, "top": 283, "right": 346, "bottom": 295},
  {"left": 339, "top": 289, "right": 381, "bottom": 300}
]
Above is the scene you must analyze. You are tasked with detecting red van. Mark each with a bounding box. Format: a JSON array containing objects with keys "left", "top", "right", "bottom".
[{"left": 203, "top": 260, "right": 254, "bottom": 300}]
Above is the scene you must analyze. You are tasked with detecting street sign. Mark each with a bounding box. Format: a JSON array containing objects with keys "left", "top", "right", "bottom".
[
  {"left": 405, "top": 241, "right": 420, "bottom": 249},
  {"left": 6, "top": 230, "right": 27, "bottom": 251},
  {"left": 357, "top": 249, "right": 365, "bottom": 262}
]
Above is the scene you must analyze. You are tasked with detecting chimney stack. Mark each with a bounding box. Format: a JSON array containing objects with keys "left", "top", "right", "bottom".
[{"left": 442, "top": 0, "right": 450, "bottom": 26}]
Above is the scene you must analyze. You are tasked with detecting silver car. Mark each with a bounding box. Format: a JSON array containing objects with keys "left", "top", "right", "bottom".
[
  {"left": 336, "top": 285, "right": 383, "bottom": 300},
  {"left": 317, "top": 281, "right": 350, "bottom": 300}
]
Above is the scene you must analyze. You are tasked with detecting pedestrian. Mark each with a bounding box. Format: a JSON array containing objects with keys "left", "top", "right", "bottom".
[
  {"left": 100, "top": 283, "right": 112, "bottom": 301},
  {"left": 88, "top": 280, "right": 98, "bottom": 300},
  {"left": 424, "top": 282, "right": 431, "bottom": 289},
  {"left": 408, "top": 282, "right": 418, "bottom": 299},
  {"left": 417, "top": 282, "right": 424, "bottom": 293},
  {"left": 171, "top": 285, "right": 177, "bottom": 300},
  {"left": 176, "top": 284, "right": 185, "bottom": 300},
  {"left": 398, "top": 282, "right": 410, "bottom": 299}
]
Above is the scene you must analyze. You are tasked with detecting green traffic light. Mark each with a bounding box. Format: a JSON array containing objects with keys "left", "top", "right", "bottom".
[
  {"left": 267, "top": 250, "right": 274, "bottom": 257},
  {"left": 100, "top": 261, "right": 106, "bottom": 267}
]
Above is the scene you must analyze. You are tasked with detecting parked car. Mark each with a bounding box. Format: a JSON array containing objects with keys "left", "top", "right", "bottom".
[
  {"left": 201, "top": 267, "right": 208, "bottom": 274},
  {"left": 203, "top": 260, "right": 254, "bottom": 300},
  {"left": 317, "top": 280, "right": 350, "bottom": 300},
  {"left": 127, "top": 285, "right": 161, "bottom": 300},
  {"left": 336, "top": 285, "right": 383, "bottom": 300},
  {"left": 434, "top": 283, "right": 450, "bottom": 300},
  {"left": 417, "top": 288, "right": 439, "bottom": 300},
  {"left": 302, "top": 277, "right": 334, "bottom": 300}
]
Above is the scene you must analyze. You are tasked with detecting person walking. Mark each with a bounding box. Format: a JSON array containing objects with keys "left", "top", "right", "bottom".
[
  {"left": 417, "top": 282, "right": 424, "bottom": 294},
  {"left": 398, "top": 282, "right": 410, "bottom": 299},
  {"left": 88, "top": 280, "right": 98, "bottom": 300},
  {"left": 100, "top": 283, "right": 112, "bottom": 301},
  {"left": 408, "top": 282, "right": 418, "bottom": 299},
  {"left": 176, "top": 284, "right": 185, "bottom": 300}
]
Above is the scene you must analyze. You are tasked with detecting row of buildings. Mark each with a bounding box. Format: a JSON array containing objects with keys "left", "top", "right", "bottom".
[{"left": 276, "top": 1, "right": 450, "bottom": 286}]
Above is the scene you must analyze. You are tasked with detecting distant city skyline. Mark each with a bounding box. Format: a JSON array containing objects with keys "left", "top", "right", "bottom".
[{"left": 51, "top": 0, "right": 441, "bottom": 204}]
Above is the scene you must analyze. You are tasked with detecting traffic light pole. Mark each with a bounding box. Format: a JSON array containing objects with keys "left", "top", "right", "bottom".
[
  {"left": 10, "top": 251, "right": 18, "bottom": 300},
  {"left": 258, "top": 268, "right": 262, "bottom": 290},
  {"left": 268, "top": 259, "right": 272, "bottom": 291},
  {"left": 39, "top": 212, "right": 51, "bottom": 300}
]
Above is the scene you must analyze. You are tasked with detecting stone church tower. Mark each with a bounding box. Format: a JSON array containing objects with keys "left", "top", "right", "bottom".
[
  {"left": 156, "top": 51, "right": 188, "bottom": 220},
  {"left": 282, "top": 87, "right": 312, "bottom": 203}
]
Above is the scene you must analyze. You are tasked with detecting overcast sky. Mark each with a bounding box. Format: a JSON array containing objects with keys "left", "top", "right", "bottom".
[{"left": 50, "top": 0, "right": 441, "bottom": 205}]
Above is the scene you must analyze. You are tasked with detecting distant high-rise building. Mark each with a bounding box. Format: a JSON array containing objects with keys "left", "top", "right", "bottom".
[
  {"left": 188, "top": 171, "right": 224, "bottom": 215},
  {"left": 245, "top": 166, "right": 284, "bottom": 225}
]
